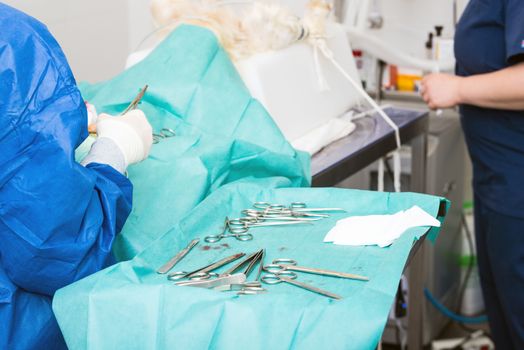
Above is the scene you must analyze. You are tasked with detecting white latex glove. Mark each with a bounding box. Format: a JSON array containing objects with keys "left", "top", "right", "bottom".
[{"left": 95, "top": 110, "right": 153, "bottom": 166}]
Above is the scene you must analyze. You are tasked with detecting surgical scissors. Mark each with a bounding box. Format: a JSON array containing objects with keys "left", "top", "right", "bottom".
[
  {"left": 204, "top": 217, "right": 253, "bottom": 243},
  {"left": 153, "top": 128, "right": 176, "bottom": 144},
  {"left": 228, "top": 218, "right": 312, "bottom": 228},
  {"left": 205, "top": 216, "right": 310, "bottom": 243},
  {"left": 214, "top": 281, "right": 264, "bottom": 292},
  {"left": 219, "top": 250, "right": 260, "bottom": 277},
  {"left": 264, "top": 258, "right": 369, "bottom": 281},
  {"left": 253, "top": 201, "right": 346, "bottom": 213},
  {"left": 176, "top": 273, "right": 246, "bottom": 288},
  {"left": 261, "top": 271, "right": 342, "bottom": 300},
  {"left": 219, "top": 249, "right": 267, "bottom": 294},
  {"left": 167, "top": 252, "right": 245, "bottom": 280},
  {"left": 241, "top": 209, "right": 324, "bottom": 221},
  {"left": 121, "top": 85, "right": 148, "bottom": 115}
]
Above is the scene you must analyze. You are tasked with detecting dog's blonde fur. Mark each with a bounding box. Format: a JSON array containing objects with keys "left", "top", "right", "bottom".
[{"left": 150, "top": 0, "right": 333, "bottom": 60}]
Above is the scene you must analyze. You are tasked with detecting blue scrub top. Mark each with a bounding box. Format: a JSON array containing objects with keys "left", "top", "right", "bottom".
[
  {"left": 0, "top": 4, "right": 132, "bottom": 349},
  {"left": 455, "top": 0, "right": 524, "bottom": 218}
]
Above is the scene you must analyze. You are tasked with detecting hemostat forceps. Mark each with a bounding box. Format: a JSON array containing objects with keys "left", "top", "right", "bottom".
[
  {"left": 264, "top": 258, "right": 369, "bottom": 281},
  {"left": 168, "top": 252, "right": 245, "bottom": 281}
]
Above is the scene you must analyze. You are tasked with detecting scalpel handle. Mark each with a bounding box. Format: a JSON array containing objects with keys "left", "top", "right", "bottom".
[
  {"left": 279, "top": 276, "right": 342, "bottom": 300},
  {"left": 287, "top": 266, "right": 369, "bottom": 281},
  {"left": 157, "top": 238, "right": 200, "bottom": 274}
]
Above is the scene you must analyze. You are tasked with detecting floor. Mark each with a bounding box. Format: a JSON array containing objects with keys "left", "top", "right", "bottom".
[{"left": 380, "top": 321, "right": 491, "bottom": 349}]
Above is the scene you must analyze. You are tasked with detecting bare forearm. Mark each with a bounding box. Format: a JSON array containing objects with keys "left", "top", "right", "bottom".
[{"left": 458, "top": 62, "right": 524, "bottom": 110}]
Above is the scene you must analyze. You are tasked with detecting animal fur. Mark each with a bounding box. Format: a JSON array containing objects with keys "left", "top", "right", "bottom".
[{"left": 150, "top": 0, "right": 333, "bottom": 60}]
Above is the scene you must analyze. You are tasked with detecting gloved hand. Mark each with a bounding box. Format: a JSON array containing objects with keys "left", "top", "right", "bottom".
[{"left": 95, "top": 110, "right": 153, "bottom": 166}]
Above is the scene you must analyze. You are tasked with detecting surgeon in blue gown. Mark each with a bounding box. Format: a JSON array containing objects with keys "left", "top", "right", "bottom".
[
  {"left": 421, "top": 0, "right": 524, "bottom": 348},
  {"left": 0, "top": 4, "right": 152, "bottom": 349}
]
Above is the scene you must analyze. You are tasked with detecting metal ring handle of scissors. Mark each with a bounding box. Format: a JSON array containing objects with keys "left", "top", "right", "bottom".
[
  {"left": 238, "top": 217, "right": 259, "bottom": 225},
  {"left": 160, "top": 128, "right": 176, "bottom": 137},
  {"left": 272, "top": 258, "right": 297, "bottom": 266},
  {"left": 152, "top": 133, "right": 165, "bottom": 144},
  {"left": 167, "top": 271, "right": 218, "bottom": 281},
  {"left": 167, "top": 271, "right": 190, "bottom": 280},
  {"left": 261, "top": 271, "right": 297, "bottom": 285},
  {"left": 204, "top": 232, "right": 253, "bottom": 243},
  {"left": 253, "top": 202, "right": 286, "bottom": 210},
  {"left": 224, "top": 219, "right": 250, "bottom": 233},
  {"left": 227, "top": 218, "right": 256, "bottom": 227},
  {"left": 290, "top": 202, "right": 307, "bottom": 209},
  {"left": 228, "top": 226, "right": 250, "bottom": 234},
  {"left": 227, "top": 218, "right": 248, "bottom": 228},
  {"left": 187, "top": 272, "right": 219, "bottom": 280},
  {"left": 263, "top": 263, "right": 300, "bottom": 274},
  {"left": 242, "top": 209, "right": 265, "bottom": 217}
]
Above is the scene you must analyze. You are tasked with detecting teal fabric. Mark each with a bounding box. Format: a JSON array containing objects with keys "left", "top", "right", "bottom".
[
  {"left": 53, "top": 178, "right": 447, "bottom": 350},
  {"left": 57, "top": 24, "right": 449, "bottom": 349},
  {"left": 79, "top": 25, "right": 310, "bottom": 260}
]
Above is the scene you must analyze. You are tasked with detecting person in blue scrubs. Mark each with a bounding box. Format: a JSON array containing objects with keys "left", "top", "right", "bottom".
[
  {"left": 0, "top": 4, "right": 152, "bottom": 349},
  {"left": 421, "top": 1, "right": 524, "bottom": 348}
]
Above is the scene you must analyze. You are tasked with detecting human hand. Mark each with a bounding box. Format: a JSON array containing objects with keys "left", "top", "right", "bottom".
[
  {"left": 95, "top": 110, "right": 153, "bottom": 166},
  {"left": 421, "top": 73, "right": 463, "bottom": 109}
]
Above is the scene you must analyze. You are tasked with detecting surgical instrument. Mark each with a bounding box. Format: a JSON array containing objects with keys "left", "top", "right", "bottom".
[
  {"left": 214, "top": 281, "right": 263, "bottom": 292},
  {"left": 204, "top": 217, "right": 253, "bottom": 243},
  {"left": 242, "top": 249, "right": 264, "bottom": 277},
  {"left": 228, "top": 218, "right": 313, "bottom": 228},
  {"left": 121, "top": 85, "right": 148, "bottom": 115},
  {"left": 216, "top": 250, "right": 267, "bottom": 294},
  {"left": 237, "top": 288, "right": 268, "bottom": 295},
  {"left": 176, "top": 273, "right": 246, "bottom": 289},
  {"left": 168, "top": 252, "right": 245, "bottom": 280},
  {"left": 255, "top": 249, "right": 265, "bottom": 281},
  {"left": 219, "top": 250, "right": 260, "bottom": 277},
  {"left": 153, "top": 128, "right": 176, "bottom": 144},
  {"left": 264, "top": 258, "right": 369, "bottom": 281},
  {"left": 241, "top": 210, "right": 323, "bottom": 221},
  {"left": 253, "top": 201, "right": 346, "bottom": 213},
  {"left": 205, "top": 217, "right": 310, "bottom": 243},
  {"left": 262, "top": 271, "right": 342, "bottom": 300},
  {"left": 156, "top": 238, "right": 199, "bottom": 274}
]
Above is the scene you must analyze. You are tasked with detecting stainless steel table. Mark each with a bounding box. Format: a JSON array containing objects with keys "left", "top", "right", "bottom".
[{"left": 311, "top": 106, "right": 429, "bottom": 350}]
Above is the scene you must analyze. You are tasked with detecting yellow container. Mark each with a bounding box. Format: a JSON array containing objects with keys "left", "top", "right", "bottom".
[{"left": 397, "top": 74, "right": 422, "bottom": 92}]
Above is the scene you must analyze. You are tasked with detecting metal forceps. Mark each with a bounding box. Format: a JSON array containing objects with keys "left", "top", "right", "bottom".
[
  {"left": 264, "top": 258, "right": 369, "bottom": 281},
  {"left": 219, "top": 249, "right": 263, "bottom": 277},
  {"left": 118, "top": 85, "right": 176, "bottom": 144},
  {"left": 167, "top": 252, "right": 245, "bottom": 281},
  {"left": 253, "top": 202, "right": 346, "bottom": 213},
  {"left": 261, "top": 271, "right": 342, "bottom": 300},
  {"left": 204, "top": 217, "right": 253, "bottom": 243},
  {"left": 153, "top": 128, "right": 176, "bottom": 144},
  {"left": 228, "top": 217, "right": 312, "bottom": 228},
  {"left": 121, "top": 85, "right": 148, "bottom": 115},
  {"left": 215, "top": 249, "right": 267, "bottom": 294},
  {"left": 241, "top": 209, "right": 322, "bottom": 221}
]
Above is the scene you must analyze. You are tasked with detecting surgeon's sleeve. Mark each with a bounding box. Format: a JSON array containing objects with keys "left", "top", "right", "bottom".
[
  {"left": 0, "top": 149, "right": 132, "bottom": 296},
  {"left": 505, "top": 0, "right": 524, "bottom": 64},
  {"left": 0, "top": 3, "right": 133, "bottom": 296}
]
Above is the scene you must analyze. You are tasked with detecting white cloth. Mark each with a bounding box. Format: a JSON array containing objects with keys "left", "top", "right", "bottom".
[
  {"left": 323, "top": 206, "right": 441, "bottom": 247},
  {"left": 96, "top": 110, "right": 153, "bottom": 166},
  {"left": 291, "top": 117, "right": 356, "bottom": 155}
]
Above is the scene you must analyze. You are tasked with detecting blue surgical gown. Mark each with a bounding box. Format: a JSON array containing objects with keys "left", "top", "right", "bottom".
[{"left": 0, "top": 4, "right": 132, "bottom": 349}]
